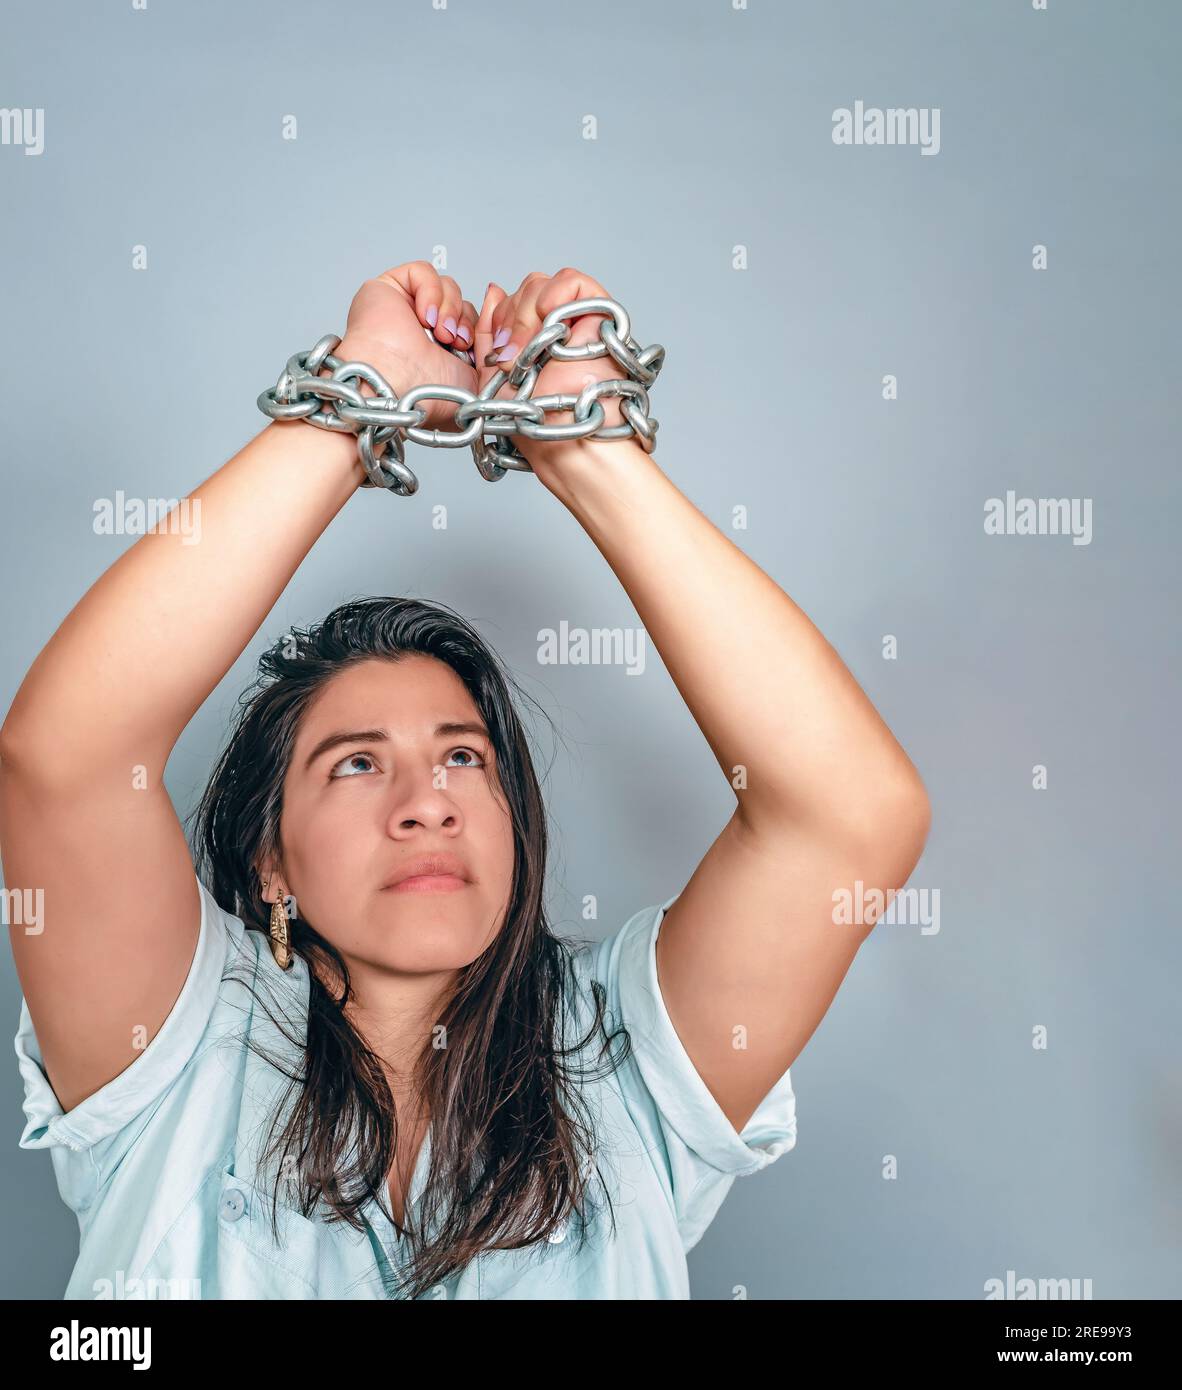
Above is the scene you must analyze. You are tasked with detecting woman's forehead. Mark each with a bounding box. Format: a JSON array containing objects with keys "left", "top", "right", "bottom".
[{"left": 299, "top": 657, "right": 482, "bottom": 739}]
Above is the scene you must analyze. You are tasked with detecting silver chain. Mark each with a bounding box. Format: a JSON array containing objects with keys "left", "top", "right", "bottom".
[{"left": 256, "top": 297, "right": 665, "bottom": 496}]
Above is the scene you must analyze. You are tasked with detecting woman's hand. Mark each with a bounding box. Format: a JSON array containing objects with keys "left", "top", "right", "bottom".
[
  {"left": 474, "top": 268, "right": 637, "bottom": 470},
  {"left": 334, "top": 262, "right": 479, "bottom": 432}
]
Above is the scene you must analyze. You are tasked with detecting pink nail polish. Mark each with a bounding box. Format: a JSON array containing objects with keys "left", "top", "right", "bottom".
[
  {"left": 492, "top": 327, "right": 510, "bottom": 349},
  {"left": 443, "top": 316, "right": 457, "bottom": 336},
  {"left": 425, "top": 304, "right": 438, "bottom": 327},
  {"left": 495, "top": 344, "right": 517, "bottom": 363},
  {"left": 455, "top": 323, "right": 472, "bottom": 343}
]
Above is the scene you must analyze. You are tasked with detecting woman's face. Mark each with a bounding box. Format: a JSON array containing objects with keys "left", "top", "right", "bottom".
[{"left": 270, "top": 654, "right": 516, "bottom": 976}]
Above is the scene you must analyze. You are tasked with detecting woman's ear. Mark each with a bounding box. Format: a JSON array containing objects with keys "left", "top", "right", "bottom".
[{"left": 255, "top": 855, "right": 281, "bottom": 902}]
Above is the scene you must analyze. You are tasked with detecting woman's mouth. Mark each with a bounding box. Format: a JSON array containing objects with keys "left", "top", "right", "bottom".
[{"left": 383, "top": 874, "right": 469, "bottom": 893}]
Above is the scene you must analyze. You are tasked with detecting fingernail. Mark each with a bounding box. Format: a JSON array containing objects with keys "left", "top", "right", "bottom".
[
  {"left": 425, "top": 304, "right": 438, "bottom": 327},
  {"left": 443, "top": 316, "right": 458, "bottom": 337},
  {"left": 455, "top": 323, "right": 472, "bottom": 344},
  {"left": 492, "top": 327, "right": 511, "bottom": 349},
  {"left": 495, "top": 344, "right": 518, "bottom": 363}
]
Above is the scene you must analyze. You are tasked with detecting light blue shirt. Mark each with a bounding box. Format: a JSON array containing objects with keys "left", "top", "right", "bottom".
[{"left": 14, "top": 872, "right": 797, "bottom": 1299}]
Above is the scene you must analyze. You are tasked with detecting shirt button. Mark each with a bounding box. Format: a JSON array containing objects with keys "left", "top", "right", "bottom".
[
  {"left": 429, "top": 1283, "right": 448, "bottom": 1299},
  {"left": 547, "top": 1220, "right": 567, "bottom": 1244},
  {"left": 219, "top": 1187, "right": 248, "bottom": 1223}
]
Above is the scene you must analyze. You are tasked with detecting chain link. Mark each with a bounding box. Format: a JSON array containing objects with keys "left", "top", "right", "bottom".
[{"left": 256, "top": 298, "right": 665, "bottom": 496}]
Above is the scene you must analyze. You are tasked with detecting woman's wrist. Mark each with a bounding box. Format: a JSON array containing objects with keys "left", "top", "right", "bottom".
[
  {"left": 334, "top": 334, "right": 464, "bottom": 437},
  {"left": 524, "top": 436, "right": 658, "bottom": 512},
  {"left": 261, "top": 411, "right": 369, "bottom": 492},
  {"left": 300, "top": 335, "right": 398, "bottom": 491}
]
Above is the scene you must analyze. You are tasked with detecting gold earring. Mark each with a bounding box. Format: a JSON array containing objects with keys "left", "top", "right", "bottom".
[{"left": 263, "top": 875, "right": 294, "bottom": 971}]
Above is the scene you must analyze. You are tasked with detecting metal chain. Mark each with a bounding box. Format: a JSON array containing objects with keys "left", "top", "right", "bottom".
[{"left": 256, "top": 297, "right": 665, "bottom": 496}]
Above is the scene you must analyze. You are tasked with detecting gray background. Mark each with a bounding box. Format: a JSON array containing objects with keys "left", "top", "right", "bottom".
[{"left": 1, "top": 0, "right": 1178, "bottom": 1300}]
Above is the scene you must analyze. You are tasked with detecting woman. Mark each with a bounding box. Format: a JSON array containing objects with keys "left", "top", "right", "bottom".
[{"left": 2, "top": 262, "right": 930, "bottom": 1300}]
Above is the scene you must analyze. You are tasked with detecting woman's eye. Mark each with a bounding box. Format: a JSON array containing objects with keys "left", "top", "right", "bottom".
[
  {"left": 329, "top": 752, "right": 378, "bottom": 779},
  {"left": 328, "top": 748, "right": 484, "bottom": 779}
]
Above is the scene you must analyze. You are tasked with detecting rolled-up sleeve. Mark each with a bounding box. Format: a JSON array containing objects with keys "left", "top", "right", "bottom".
[
  {"left": 595, "top": 893, "right": 798, "bottom": 1249},
  {"left": 12, "top": 872, "right": 236, "bottom": 1210}
]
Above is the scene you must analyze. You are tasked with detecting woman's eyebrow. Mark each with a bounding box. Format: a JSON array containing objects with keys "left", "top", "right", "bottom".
[{"left": 302, "top": 722, "right": 490, "bottom": 771}]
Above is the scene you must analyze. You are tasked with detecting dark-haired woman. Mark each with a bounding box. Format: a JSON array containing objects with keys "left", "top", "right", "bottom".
[{"left": 3, "top": 262, "right": 930, "bottom": 1299}]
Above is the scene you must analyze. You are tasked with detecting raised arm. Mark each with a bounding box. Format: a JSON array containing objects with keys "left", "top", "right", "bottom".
[
  {"left": 475, "top": 267, "right": 931, "bottom": 1134},
  {"left": 1, "top": 263, "right": 478, "bottom": 1114}
]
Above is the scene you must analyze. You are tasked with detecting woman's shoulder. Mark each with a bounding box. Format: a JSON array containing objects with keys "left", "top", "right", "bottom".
[
  {"left": 561, "top": 892, "right": 683, "bottom": 1016},
  {"left": 555, "top": 889, "right": 800, "bottom": 1250},
  {"left": 553, "top": 892, "right": 682, "bottom": 1092},
  {"left": 13, "top": 868, "right": 311, "bottom": 1216}
]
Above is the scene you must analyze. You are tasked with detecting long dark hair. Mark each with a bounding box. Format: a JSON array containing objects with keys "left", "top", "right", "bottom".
[{"left": 188, "top": 596, "right": 631, "bottom": 1298}]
